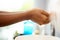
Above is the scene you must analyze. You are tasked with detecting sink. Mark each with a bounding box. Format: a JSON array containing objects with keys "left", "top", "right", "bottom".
[{"left": 15, "top": 35, "right": 60, "bottom": 40}]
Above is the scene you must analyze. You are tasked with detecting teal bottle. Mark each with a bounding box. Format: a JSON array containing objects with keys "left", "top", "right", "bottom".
[{"left": 24, "top": 20, "right": 34, "bottom": 35}]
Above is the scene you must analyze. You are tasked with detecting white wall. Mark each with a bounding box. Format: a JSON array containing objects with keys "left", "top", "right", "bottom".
[
  {"left": 35, "top": 0, "right": 47, "bottom": 10},
  {"left": 47, "top": 0, "right": 60, "bottom": 37}
]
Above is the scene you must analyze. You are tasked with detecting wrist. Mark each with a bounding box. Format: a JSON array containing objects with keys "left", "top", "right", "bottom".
[{"left": 25, "top": 11, "right": 33, "bottom": 20}]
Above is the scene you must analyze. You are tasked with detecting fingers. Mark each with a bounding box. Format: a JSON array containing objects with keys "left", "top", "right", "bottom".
[
  {"left": 28, "top": 8, "right": 50, "bottom": 25},
  {"left": 31, "top": 12, "right": 49, "bottom": 25},
  {"left": 33, "top": 8, "right": 49, "bottom": 17},
  {"left": 41, "top": 10, "right": 50, "bottom": 17},
  {"left": 40, "top": 10, "right": 50, "bottom": 24},
  {"left": 39, "top": 14, "right": 50, "bottom": 25}
]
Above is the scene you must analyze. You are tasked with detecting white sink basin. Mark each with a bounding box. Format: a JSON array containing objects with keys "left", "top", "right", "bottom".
[{"left": 15, "top": 35, "right": 60, "bottom": 40}]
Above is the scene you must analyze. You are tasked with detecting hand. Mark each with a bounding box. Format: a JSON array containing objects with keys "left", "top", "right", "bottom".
[{"left": 27, "top": 8, "right": 50, "bottom": 25}]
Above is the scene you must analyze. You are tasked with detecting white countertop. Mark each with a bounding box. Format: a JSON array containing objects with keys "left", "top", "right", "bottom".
[{"left": 15, "top": 35, "right": 60, "bottom": 40}]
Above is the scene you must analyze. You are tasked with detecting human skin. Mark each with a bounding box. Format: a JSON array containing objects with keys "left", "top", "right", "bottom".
[{"left": 0, "top": 8, "right": 50, "bottom": 27}]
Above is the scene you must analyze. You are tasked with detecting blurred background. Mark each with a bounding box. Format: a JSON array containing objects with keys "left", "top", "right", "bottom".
[{"left": 0, "top": 0, "right": 57, "bottom": 40}]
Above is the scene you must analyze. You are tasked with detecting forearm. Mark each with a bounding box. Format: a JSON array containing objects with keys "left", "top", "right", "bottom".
[
  {"left": 0, "top": 9, "right": 50, "bottom": 27},
  {"left": 0, "top": 11, "right": 30, "bottom": 27}
]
